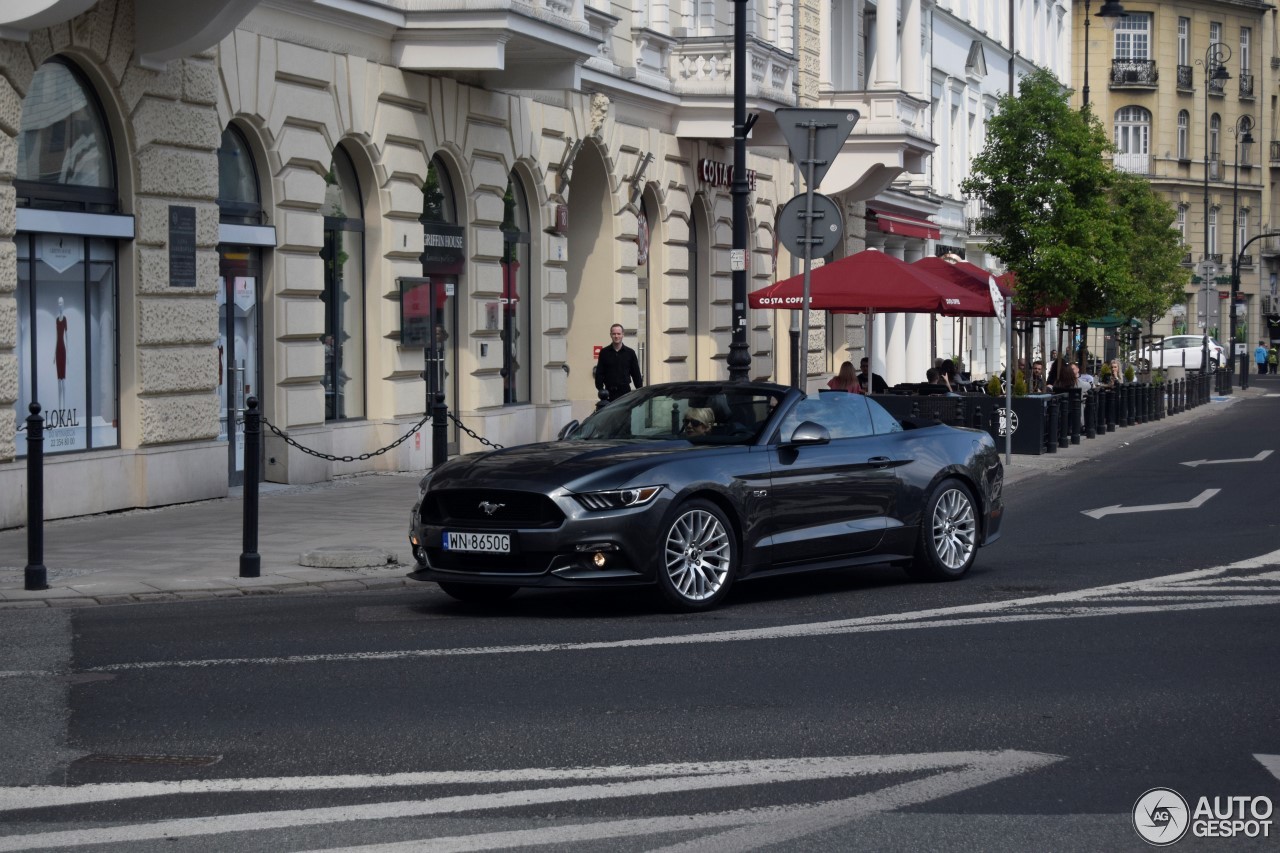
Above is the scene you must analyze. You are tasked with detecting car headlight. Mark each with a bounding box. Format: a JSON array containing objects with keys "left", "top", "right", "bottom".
[{"left": 573, "top": 486, "right": 664, "bottom": 511}]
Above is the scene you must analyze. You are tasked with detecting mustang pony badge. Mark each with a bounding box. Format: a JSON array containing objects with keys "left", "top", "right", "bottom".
[{"left": 478, "top": 501, "right": 505, "bottom": 516}]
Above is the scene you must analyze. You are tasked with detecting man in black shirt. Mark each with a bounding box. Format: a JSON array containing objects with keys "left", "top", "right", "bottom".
[
  {"left": 596, "top": 323, "right": 643, "bottom": 401},
  {"left": 857, "top": 357, "right": 888, "bottom": 394}
]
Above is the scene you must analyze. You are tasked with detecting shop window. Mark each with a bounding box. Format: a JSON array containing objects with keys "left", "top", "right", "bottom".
[
  {"left": 421, "top": 158, "right": 461, "bottom": 445},
  {"left": 322, "top": 146, "right": 365, "bottom": 420},
  {"left": 14, "top": 58, "right": 119, "bottom": 455},
  {"left": 217, "top": 126, "right": 263, "bottom": 225}
]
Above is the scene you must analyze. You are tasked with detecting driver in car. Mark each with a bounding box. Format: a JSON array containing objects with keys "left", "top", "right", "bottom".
[{"left": 682, "top": 407, "right": 715, "bottom": 437}]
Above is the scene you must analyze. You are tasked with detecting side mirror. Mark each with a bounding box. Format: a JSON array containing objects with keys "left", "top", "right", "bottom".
[
  {"left": 786, "top": 420, "right": 830, "bottom": 446},
  {"left": 557, "top": 419, "right": 580, "bottom": 441}
]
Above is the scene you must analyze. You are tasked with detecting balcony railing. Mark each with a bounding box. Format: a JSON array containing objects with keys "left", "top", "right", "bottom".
[
  {"left": 1272, "top": 140, "right": 1280, "bottom": 163},
  {"left": 1239, "top": 254, "right": 1254, "bottom": 268},
  {"left": 669, "top": 36, "right": 795, "bottom": 103},
  {"left": 1182, "top": 252, "right": 1194, "bottom": 266},
  {"left": 1114, "top": 152, "right": 1150, "bottom": 174},
  {"left": 1110, "top": 59, "right": 1158, "bottom": 86},
  {"left": 1208, "top": 158, "right": 1223, "bottom": 181},
  {"left": 1176, "top": 64, "right": 1192, "bottom": 90},
  {"left": 1239, "top": 73, "right": 1255, "bottom": 99}
]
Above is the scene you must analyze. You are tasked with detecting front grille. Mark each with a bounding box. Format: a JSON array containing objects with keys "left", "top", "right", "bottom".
[{"left": 421, "top": 489, "right": 565, "bottom": 529}]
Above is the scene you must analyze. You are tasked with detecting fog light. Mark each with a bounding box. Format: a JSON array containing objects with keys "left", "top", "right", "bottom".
[{"left": 592, "top": 551, "right": 607, "bottom": 567}]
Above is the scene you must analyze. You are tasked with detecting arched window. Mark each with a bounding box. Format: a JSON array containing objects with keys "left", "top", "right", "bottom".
[
  {"left": 1177, "top": 111, "right": 1190, "bottom": 161},
  {"left": 322, "top": 145, "right": 365, "bottom": 421},
  {"left": 500, "top": 174, "right": 531, "bottom": 404},
  {"left": 217, "top": 126, "right": 262, "bottom": 225},
  {"left": 16, "top": 58, "right": 115, "bottom": 209},
  {"left": 14, "top": 58, "right": 120, "bottom": 457},
  {"left": 1113, "top": 106, "right": 1150, "bottom": 173}
]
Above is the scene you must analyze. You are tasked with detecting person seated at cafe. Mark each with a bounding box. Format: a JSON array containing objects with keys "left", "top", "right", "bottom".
[
  {"left": 1029, "top": 360, "right": 1048, "bottom": 393},
  {"left": 681, "top": 407, "right": 715, "bottom": 438},
  {"left": 1098, "top": 358, "right": 1121, "bottom": 388},
  {"left": 939, "top": 359, "right": 959, "bottom": 391},
  {"left": 1047, "top": 357, "right": 1075, "bottom": 393},
  {"left": 826, "top": 360, "right": 863, "bottom": 393},
  {"left": 857, "top": 357, "right": 889, "bottom": 394},
  {"left": 1075, "top": 363, "right": 1095, "bottom": 392},
  {"left": 920, "top": 368, "right": 950, "bottom": 395}
]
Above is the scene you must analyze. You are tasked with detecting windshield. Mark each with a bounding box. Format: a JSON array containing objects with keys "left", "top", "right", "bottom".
[{"left": 572, "top": 385, "right": 784, "bottom": 444}]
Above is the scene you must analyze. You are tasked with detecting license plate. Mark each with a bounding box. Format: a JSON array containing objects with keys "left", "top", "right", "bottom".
[{"left": 443, "top": 531, "right": 511, "bottom": 553}]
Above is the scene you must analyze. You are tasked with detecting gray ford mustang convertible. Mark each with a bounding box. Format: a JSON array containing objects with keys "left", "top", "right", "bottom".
[{"left": 409, "top": 381, "right": 1003, "bottom": 611}]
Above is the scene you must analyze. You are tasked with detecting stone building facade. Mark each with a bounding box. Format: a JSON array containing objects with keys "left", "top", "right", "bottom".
[{"left": 0, "top": 0, "right": 803, "bottom": 526}]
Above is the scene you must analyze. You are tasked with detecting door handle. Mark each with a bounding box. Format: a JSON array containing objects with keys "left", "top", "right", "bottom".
[{"left": 868, "top": 456, "right": 893, "bottom": 468}]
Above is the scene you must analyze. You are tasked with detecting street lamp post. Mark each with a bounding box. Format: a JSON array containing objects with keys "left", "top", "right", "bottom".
[
  {"left": 1198, "top": 43, "right": 1231, "bottom": 373},
  {"left": 1228, "top": 115, "right": 1254, "bottom": 388},
  {"left": 727, "top": 0, "right": 756, "bottom": 382},
  {"left": 1081, "top": 0, "right": 1128, "bottom": 108}
]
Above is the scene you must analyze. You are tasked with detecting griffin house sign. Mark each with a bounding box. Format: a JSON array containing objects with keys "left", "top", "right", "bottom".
[{"left": 699, "top": 159, "right": 757, "bottom": 192}]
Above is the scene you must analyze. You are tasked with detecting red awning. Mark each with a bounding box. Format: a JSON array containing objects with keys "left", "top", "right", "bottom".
[
  {"left": 749, "top": 249, "right": 993, "bottom": 315},
  {"left": 913, "top": 257, "right": 1009, "bottom": 317},
  {"left": 868, "top": 207, "right": 940, "bottom": 240}
]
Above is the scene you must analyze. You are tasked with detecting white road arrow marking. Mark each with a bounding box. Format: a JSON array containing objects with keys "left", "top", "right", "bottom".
[
  {"left": 1256, "top": 754, "right": 1280, "bottom": 783},
  {"left": 1181, "top": 450, "right": 1273, "bottom": 467},
  {"left": 1082, "top": 488, "right": 1220, "bottom": 520}
]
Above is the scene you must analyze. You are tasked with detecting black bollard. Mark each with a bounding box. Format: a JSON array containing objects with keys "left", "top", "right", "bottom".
[
  {"left": 239, "top": 397, "right": 261, "bottom": 578},
  {"left": 1068, "top": 387, "right": 1081, "bottom": 445},
  {"left": 24, "top": 403, "right": 48, "bottom": 591},
  {"left": 1085, "top": 389, "right": 1097, "bottom": 439},
  {"left": 596, "top": 388, "right": 611, "bottom": 411},
  {"left": 1046, "top": 397, "right": 1059, "bottom": 454},
  {"left": 432, "top": 392, "right": 448, "bottom": 468}
]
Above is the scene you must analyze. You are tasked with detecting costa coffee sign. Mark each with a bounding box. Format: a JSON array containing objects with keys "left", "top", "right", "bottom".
[{"left": 699, "top": 158, "right": 757, "bottom": 191}]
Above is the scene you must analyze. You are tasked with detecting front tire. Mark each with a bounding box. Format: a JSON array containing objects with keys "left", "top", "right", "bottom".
[
  {"left": 656, "top": 499, "right": 737, "bottom": 611},
  {"left": 437, "top": 582, "right": 518, "bottom": 604},
  {"left": 904, "top": 479, "right": 978, "bottom": 582}
]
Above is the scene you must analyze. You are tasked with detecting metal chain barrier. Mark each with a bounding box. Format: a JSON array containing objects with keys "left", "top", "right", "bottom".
[
  {"left": 255, "top": 408, "right": 504, "bottom": 463},
  {"left": 261, "top": 413, "right": 430, "bottom": 463},
  {"left": 446, "top": 411, "right": 504, "bottom": 450}
]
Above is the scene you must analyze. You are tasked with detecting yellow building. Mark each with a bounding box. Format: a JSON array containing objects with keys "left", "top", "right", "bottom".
[{"left": 1075, "top": 0, "right": 1276, "bottom": 353}]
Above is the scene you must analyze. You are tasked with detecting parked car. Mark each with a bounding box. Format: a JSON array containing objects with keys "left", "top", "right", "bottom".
[
  {"left": 408, "top": 382, "right": 1004, "bottom": 611},
  {"left": 1136, "top": 334, "right": 1225, "bottom": 372}
]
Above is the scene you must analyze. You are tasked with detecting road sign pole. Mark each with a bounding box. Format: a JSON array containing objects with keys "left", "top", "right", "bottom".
[{"left": 799, "top": 126, "right": 818, "bottom": 390}]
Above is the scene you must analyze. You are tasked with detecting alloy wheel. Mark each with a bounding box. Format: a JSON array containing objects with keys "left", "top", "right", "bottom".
[
  {"left": 929, "top": 487, "right": 977, "bottom": 571},
  {"left": 664, "top": 508, "right": 732, "bottom": 602}
]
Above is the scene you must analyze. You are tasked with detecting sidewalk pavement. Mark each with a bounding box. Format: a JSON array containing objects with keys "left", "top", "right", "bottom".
[{"left": 0, "top": 384, "right": 1266, "bottom": 608}]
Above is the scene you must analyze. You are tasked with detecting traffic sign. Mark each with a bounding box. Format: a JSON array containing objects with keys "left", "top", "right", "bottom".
[
  {"left": 774, "top": 108, "right": 859, "bottom": 188},
  {"left": 777, "top": 193, "right": 843, "bottom": 258}
]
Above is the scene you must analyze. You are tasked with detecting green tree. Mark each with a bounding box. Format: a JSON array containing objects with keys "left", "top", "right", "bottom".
[
  {"left": 962, "top": 69, "right": 1125, "bottom": 359},
  {"left": 1107, "top": 170, "right": 1190, "bottom": 327}
]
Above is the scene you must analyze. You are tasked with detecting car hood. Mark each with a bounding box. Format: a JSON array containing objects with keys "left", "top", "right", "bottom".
[{"left": 431, "top": 439, "right": 719, "bottom": 492}]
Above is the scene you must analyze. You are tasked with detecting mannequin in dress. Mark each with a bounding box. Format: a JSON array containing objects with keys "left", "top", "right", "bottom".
[{"left": 54, "top": 296, "right": 68, "bottom": 409}]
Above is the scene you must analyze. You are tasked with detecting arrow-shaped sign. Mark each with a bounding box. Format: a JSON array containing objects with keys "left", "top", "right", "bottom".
[
  {"left": 1181, "top": 450, "right": 1273, "bottom": 467},
  {"left": 1082, "top": 489, "right": 1220, "bottom": 520}
]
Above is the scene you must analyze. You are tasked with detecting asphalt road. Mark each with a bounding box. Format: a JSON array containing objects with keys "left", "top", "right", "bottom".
[{"left": 1, "top": 391, "right": 1278, "bottom": 852}]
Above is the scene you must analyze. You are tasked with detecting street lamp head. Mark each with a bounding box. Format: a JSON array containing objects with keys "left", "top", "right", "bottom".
[
  {"left": 1211, "top": 63, "right": 1232, "bottom": 82},
  {"left": 1095, "top": 1, "right": 1127, "bottom": 30}
]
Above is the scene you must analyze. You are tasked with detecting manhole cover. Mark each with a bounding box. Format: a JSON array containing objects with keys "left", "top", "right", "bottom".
[{"left": 299, "top": 545, "right": 398, "bottom": 568}]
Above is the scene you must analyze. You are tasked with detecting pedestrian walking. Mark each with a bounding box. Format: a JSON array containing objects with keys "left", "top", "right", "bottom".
[
  {"left": 595, "top": 323, "right": 643, "bottom": 401},
  {"left": 1255, "top": 341, "right": 1269, "bottom": 375},
  {"left": 1270, "top": 344, "right": 1278, "bottom": 374}
]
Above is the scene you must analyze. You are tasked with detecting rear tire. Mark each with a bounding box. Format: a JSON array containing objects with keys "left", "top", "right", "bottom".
[
  {"left": 904, "top": 479, "right": 978, "bottom": 582},
  {"left": 437, "top": 582, "right": 518, "bottom": 604}
]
